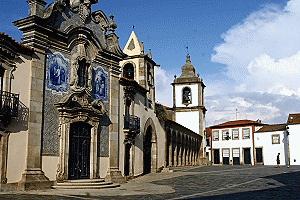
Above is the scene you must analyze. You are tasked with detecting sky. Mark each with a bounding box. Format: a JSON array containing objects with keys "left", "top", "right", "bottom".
[{"left": 1, "top": 0, "right": 299, "bottom": 126}]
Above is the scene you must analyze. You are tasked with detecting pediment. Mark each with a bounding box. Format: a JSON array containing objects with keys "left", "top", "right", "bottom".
[{"left": 55, "top": 89, "right": 106, "bottom": 116}]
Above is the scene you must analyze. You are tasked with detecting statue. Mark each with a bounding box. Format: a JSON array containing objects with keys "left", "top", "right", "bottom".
[{"left": 68, "top": 0, "right": 98, "bottom": 22}]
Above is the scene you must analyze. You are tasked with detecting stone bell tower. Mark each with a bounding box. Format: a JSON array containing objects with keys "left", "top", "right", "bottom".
[{"left": 172, "top": 54, "right": 206, "bottom": 161}]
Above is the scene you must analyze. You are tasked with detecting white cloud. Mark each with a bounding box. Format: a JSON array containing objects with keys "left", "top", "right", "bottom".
[
  {"left": 209, "top": 0, "right": 300, "bottom": 125},
  {"left": 154, "top": 66, "right": 173, "bottom": 107}
]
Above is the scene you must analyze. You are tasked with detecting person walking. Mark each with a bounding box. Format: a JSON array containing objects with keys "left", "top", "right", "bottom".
[{"left": 276, "top": 153, "right": 280, "bottom": 168}]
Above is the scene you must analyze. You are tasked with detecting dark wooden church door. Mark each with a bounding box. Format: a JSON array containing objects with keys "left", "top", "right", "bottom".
[
  {"left": 68, "top": 122, "right": 91, "bottom": 180},
  {"left": 143, "top": 126, "right": 152, "bottom": 174}
]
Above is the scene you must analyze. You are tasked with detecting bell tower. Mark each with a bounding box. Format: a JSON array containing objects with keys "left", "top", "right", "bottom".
[{"left": 172, "top": 54, "right": 206, "bottom": 160}]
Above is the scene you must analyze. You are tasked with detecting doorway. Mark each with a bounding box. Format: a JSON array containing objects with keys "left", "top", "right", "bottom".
[
  {"left": 143, "top": 126, "right": 153, "bottom": 174},
  {"left": 232, "top": 148, "right": 240, "bottom": 165},
  {"left": 222, "top": 149, "right": 230, "bottom": 165},
  {"left": 68, "top": 122, "right": 91, "bottom": 180},
  {"left": 243, "top": 148, "right": 251, "bottom": 165},
  {"left": 124, "top": 143, "right": 131, "bottom": 176},
  {"left": 213, "top": 149, "right": 220, "bottom": 164},
  {"left": 255, "top": 148, "right": 263, "bottom": 164}
]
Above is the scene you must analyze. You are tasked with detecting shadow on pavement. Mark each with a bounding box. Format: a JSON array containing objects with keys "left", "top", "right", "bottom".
[{"left": 193, "top": 170, "right": 300, "bottom": 200}]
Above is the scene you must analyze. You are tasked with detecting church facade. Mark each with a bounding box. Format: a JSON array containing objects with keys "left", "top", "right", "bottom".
[{"left": 0, "top": 0, "right": 206, "bottom": 191}]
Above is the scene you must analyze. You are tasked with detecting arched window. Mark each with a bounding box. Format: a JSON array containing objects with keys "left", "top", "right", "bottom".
[
  {"left": 77, "top": 59, "right": 88, "bottom": 87},
  {"left": 123, "top": 63, "right": 134, "bottom": 80},
  {"left": 182, "top": 87, "right": 192, "bottom": 105}
]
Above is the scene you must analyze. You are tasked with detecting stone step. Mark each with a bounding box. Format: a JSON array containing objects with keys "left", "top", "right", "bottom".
[
  {"left": 52, "top": 183, "right": 120, "bottom": 190},
  {"left": 52, "top": 179, "right": 120, "bottom": 189},
  {"left": 56, "top": 181, "right": 112, "bottom": 187},
  {"left": 64, "top": 179, "right": 105, "bottom": 183}
]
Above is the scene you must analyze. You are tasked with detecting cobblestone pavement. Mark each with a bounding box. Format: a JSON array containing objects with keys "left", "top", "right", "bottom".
[{"left": 0, "top": 165, "right": 299, "bottom": 200}]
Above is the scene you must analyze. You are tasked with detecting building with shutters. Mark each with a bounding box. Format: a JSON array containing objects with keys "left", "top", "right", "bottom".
[{"left": 209, "top": 120, "right": 264, "bottom": 165}]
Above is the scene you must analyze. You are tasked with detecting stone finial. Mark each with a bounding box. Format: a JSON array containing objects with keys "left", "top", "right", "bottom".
[
  {"left": 186, "top": 53, "right": 191, "bottom": 63},
  {"left": 28, "top": 0, "right": 47, "bottom": 17}
]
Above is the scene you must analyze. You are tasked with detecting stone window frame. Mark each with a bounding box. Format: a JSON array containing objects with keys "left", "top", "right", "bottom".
[
  {"left": 222, "top": 129, "right": 230, "bottom": 140},
  {"left": 272, "top": 134, "right": 280, "bottom": 144},
  {"left": 242, "top": 128, "right": 251, "bottom": 139},
  {"left": 212, "top": 130, "right": 219, "bottom": 141},
  {"left": 232, "top": 129, "right": 239, "bottom": 140},
  {"left": 182, "top": 86, "right": 192, "bottom": 105},
  {"left": 123, "top": 62, "right": 135, "bottom": 80}
]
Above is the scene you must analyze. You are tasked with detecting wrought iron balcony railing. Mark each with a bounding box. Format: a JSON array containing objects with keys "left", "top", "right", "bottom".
[
  {"left": 124, "top": 115, "right": 140, "bottom": 133},
  {"left": 0, "top": 91, "right": 19, "bottom": 119}
]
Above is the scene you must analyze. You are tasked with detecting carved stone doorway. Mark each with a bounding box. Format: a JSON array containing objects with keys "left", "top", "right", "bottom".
[{"left": 68, "top": 122, "right": 91, "bottom": 180}]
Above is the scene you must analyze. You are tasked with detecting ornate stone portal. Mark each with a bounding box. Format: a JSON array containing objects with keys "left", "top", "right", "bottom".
[{"left": 55, "top": 90, "right": 106, "bottom": 182}]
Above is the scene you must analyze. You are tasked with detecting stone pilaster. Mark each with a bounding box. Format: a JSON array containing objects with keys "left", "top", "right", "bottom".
[
  {"left": 105, "top": 73, "right": 125, "bottom": 183},
  {"left": 18, "top": 50, "right": 51, "bottom": 190},
  {"left": 168, "top": 135, "right": 173, "bottom": 166}
]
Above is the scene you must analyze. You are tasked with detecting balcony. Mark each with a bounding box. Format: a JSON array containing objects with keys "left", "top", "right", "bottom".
[
  {"left": 124, "top": 115, "right": 140, "bottom": 133},
  {"left": 0, "top": 91, "right": 19, "bottom": 126}
]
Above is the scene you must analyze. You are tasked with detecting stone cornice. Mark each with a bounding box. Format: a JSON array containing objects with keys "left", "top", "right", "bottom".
[
  {"left": 119, "top": 77, "right": 148, "bottom": 95},
  {"left": 123, "top": 54, "right": 158, "bottom": 66},
  {"left": 173, "top": 106, "right": 207, "bottom": 112}
]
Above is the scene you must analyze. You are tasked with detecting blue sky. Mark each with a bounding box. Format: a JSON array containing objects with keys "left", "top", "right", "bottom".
[{"left": 1, "top": 0, "right": 300, "bottom": 125}]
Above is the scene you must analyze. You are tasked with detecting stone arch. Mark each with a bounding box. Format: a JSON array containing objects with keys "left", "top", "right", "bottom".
[
  {"left": 143, "top": 118, "right": 157, "bottom": 174},
  {"left": 122, "top": 61, "right": 136, "bottom": 80},
  {"left": 182, "top": 86, "right": 192, "bottom": 105}
]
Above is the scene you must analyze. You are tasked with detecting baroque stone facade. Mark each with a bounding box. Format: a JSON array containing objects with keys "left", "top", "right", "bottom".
[{"left": 0, "top": 0, "right": 206, "bottom": 191}]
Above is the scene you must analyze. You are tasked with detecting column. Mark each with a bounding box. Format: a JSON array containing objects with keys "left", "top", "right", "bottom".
[
  {"left": 187, "top": 137, "right": 190, "bottom": 165},
  {"left": 168, "top": 130, "right": 173, "bottom": 167},
  {"left": 19, "top": 50, "right": 51, "bottom": 190},
  {"left": 178, "top": 133, "right": 182, "bottom": 166},
  {"left": 174, "top": 131, "right": 178, "bottom": 166},
  {"left": 105, "top": 72, "right": 125, "bottom": 183},
  {"left": 183, "top": 135, "right": 186, "bottom": 166}
]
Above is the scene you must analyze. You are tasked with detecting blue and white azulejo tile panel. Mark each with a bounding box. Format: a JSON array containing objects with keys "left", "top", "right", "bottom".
[
  {"left": 46, "top": 52, "right": 70, "bottom": 93},
  {"left": 92, "top": 66, "right": 108, "bottom": 101}
]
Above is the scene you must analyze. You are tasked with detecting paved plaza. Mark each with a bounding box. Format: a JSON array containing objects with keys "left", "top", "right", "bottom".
[{"left": 0, "top": 165, "right": 299, "bottom": 200}]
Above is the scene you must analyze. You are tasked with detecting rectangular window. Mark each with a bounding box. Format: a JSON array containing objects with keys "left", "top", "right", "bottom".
[
  {"left": 272, "top": 134, "right": 280, "bottom": 144},
  {"left": 232, "top": 129, "right": 239, "bottom": 140},
  {"left": 222, "top": 129, "right": 230, "bottom": 140},
  {"left": 242, "top": 128, "right": 250, "bottom": 139},
  {"left": 213, "top": 130, "right": 219, "bottom": 141}
]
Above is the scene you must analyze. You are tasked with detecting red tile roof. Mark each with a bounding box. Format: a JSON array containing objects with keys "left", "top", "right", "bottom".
[
  {"left": 209, "top": 119, "right": 264, "bottom": 129},
  {"left": 255, "top": 124, "right": 286, "bottom": 133},
  {"left": 287, "top": 113, "right": 300, "bottom": 125}
]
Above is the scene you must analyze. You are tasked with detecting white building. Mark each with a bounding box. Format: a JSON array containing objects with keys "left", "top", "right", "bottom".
[
  {"left": 287, "top": 113, "right": 300, "bottom": 165},
  {"left": 254, "top": 124, "right": 288, "bottom": 166},
  {"left": 210, "top": 120, "right": 263, "bottom": 165}
]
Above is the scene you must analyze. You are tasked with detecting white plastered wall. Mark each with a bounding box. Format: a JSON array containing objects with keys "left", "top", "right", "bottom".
[
  {"left": 175, "top": 111, "right": 199, "bottom": 134},
  {"left": 42, "top": 156, "right": 59, "bottom": 181},
  {"left": 6, "top": 56, "right": 31, "bottom": 183},
  {"left": 288, "top": 124, "right": 300, "bottom": 165},
  {"left": 254, "top": 131, "right": 287, "bottom": 165}
]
